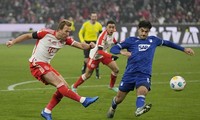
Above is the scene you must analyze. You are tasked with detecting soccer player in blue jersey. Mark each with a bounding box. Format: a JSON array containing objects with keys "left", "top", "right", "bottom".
[{"left": 107, "top": 20, "right": 195, "bottom": 118}]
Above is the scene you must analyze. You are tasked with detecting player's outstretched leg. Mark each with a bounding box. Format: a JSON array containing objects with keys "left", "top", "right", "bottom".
[
  {"left": 135, "top": 103, "right": 152, "bottom": 117},
  {"left": 82, "top": 96, "right": 99, "bottom": 108},
  {"left": 41, "top": 109, "right": 52, "bottom": 120}
]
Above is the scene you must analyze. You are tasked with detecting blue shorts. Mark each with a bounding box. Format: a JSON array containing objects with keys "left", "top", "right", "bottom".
[{"left": 118, "top": 74, "right": 151, "bottom": 92}]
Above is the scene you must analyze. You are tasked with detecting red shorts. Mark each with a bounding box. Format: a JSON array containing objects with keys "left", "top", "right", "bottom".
[
  {"left": 87, "top": 56, "right": 113, "bottom": 70},
  {"left": 29, "top": 62, "right": 60, "bottom": 85}
]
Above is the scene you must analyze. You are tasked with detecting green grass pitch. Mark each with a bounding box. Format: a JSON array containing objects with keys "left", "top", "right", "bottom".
[{"left": 0, "top": 44, "right": 200, "bottom": 120}]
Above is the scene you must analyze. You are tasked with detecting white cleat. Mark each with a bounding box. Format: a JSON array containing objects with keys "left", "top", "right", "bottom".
[
  {"left": 135, "top": 103, "right": 152, "bottom": 117},
  {"left": 109, "top": 87, "right": 119, "bottom": 92}
]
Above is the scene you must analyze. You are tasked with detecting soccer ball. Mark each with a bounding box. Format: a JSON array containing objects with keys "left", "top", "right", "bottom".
[{"left": 170, "top": 76, "right": 186, "bottom": 91}]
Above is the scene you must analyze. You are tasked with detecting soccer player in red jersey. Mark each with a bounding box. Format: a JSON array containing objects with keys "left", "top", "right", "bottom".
[
  {"left": 6, "top": 19, "right": 98, "bottom": 120},
  {"left": 71, "top": 20, "right": 119, "bottom": 93}
]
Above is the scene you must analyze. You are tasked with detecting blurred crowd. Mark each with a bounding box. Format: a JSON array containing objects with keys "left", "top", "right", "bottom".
[{"left": 0, "top": 0, "right": 199, "bottom": 25}]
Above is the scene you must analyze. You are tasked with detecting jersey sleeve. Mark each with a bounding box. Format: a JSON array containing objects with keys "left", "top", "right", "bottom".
[
  {"left": 78, "top": 23, "right": 85, "bottom": 42},
  {"left": 153, "top": 36, "right": 164, "bottom": 46},
  {"left": 118, "top": 37, "right": 131, "bottom": 49},
  {"left": 32, "top": 28, "right": 54, "bottom": 39},
  {"left": 163, "top": 40, "right": 184, "bottom": 51},
  {"left": 110, "top": 38, "right": 130, "bottom": 54},
  {"left": 65, "top": 37, "right": 75, "bottom": 45},
  {"left": 153, "top": 36, "right": 184, "bottom": 51},
  {"left": 32, "top": 30, "right": 48, "bottom": 39}
]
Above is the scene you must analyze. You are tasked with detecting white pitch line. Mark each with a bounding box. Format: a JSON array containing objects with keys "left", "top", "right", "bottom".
[
  {"left": 1, "top": 79, "right": 200, "bottom": 92},
  {"left": 7, "top": 80, "right": 38, "bottom": 91},
  {"left": 3, "top": 71, "right": 200, "bottom": 92}
]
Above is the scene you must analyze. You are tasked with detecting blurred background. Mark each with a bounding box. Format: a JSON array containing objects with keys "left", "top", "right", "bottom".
[
  {"left": 1, "top": 0, "right": 199, "bottom": 24},
  {"left": 0, "top": 0, "right": 199, "bottom": 46}
]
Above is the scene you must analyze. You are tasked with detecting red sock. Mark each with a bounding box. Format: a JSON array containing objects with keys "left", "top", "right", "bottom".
[
  {"left": 110, "top": 73, "right": 117, "bottom": 88},
  {"left": 46, "top": 90, "right": 63, "bottom": 111},
  {"left": 73, "top": 75, "right": 85, "bottom": 88},
  {"left": 57, "top": 85, "right": 81, "bottom": 102}
]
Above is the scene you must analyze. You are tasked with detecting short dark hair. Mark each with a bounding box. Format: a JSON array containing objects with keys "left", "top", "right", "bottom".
[
  {"left": 138, "top": 20, "right": 152, "bottom": 29},
  {"left": 106, "top": 20, "right": 115, "bottom": 26}
]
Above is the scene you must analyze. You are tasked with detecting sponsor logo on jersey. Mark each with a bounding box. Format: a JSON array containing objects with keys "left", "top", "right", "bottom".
[
  {"left": 120, "top": 82, "right": 124, "bottom": 86},
  {"left": 138, "top": 44, "right": 150, "bottom": 51}
]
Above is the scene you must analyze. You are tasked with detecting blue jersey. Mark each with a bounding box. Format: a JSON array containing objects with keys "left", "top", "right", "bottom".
[{"left": 110, "top": 36, "right": 184, "bottom": 79}]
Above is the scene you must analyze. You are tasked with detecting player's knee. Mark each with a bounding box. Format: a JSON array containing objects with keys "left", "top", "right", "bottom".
[
  {"left": 84, "top": 73, "right": 92, "bottom": 79},
  {"left": 113, "top": 68, "right": 119, "bottom": 75},
  {"left": 137, "top": 86, "right": 148, "bottom": 96}
]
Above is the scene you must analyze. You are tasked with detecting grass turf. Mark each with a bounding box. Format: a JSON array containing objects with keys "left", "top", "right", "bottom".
[{"left": 0, "top": 44, "right": 200, "bottom": 120}]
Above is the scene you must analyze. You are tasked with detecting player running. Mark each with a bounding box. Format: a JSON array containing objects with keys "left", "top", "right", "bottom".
[
  {"left": 6, "top": 19, "right": 99, "bottom": 120},
  {"left": 107, "top": 20, "right": 194, "bottom": 118},
  {"left": 71, "top": 20, "right": 119, "bottom": 93}
]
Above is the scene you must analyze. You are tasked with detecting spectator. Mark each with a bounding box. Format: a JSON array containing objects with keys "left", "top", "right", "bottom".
[{"left": 0, "top": 0, "right": 198, "bottom": 24}]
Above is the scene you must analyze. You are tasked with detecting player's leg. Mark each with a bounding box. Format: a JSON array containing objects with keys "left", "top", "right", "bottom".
[
  {"left": 105, "top": 60, "right": 119, "bottom": 92},
  {"left": 44, "top": 74, "right": 69, "bottom": 113},
  {"left": 41, "top": 72, "right": 98, "bottom": 120},
  {"left": 43, "top": 72, "right": 98, "bottom": 106},
  {"left": 135, "top": 80, "right": 152, "bottom": 117},
  {"left": 72, "top": 58, "right": 99, "bottom": 92},
  {"left": 42, "top": 89, "right": 63, "bottom": 120},
  {"left": 30, "top": 62, "right": 98, "bottom": 120},
  {"left": 81, "top": 48, "right": 90, "bottom": 74},
  {"left": 71, "top": 67, "right": 94, "bottom": 92},
  {"left": 107, "top": 90, "right": 128, "bottom": 118},
  {"left": 95, "top": 64, "right": 100, "bottom": 79},
  {"left": 82, "top": 58, "right": 88, "bottom": 74}
]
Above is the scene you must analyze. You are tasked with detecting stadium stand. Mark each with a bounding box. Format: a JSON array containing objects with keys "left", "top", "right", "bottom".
[{"left": 0, "top": 0, "right": 199, "bottom": 25}]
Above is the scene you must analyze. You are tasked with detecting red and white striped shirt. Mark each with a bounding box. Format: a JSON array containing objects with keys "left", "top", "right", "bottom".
[
  {"left": 89, "top": 30, "right": 117, "bottom": 60},
  {"left": 29, "top": 29, "right": 75, "bottom": 63}
]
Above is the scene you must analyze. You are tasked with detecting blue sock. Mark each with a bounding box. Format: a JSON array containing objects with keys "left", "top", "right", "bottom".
[
  {"left": 111, "top": 97, "right": 117, "bottom": 109},
  {"left": 136, "top": 95, "right": 145, "bottom": 108}
]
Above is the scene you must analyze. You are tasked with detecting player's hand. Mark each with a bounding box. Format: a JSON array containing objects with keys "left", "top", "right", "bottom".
[
  {"left": 184, "top": 48, "right": 194, "bottom": 56},
  {"left": 89, "top": 42, "right": 95, "bottom": 49},
  {"left": 6, "top": 40, "right": 14, "bottom": 48},
  {"left": 111, "top": 55, "right": 119, "bottom": 61}
]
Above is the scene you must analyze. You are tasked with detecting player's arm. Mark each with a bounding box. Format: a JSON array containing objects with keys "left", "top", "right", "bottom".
[
  {"left": 97, "top": 46, "right": 118, "bottom": 61},
  {"left": 97, "top": 46, "right": 112, "bottom": 58},
  {"left": 78, "top": 24, "right": 85, "bottom": 43},
  {"left": 6, "top": 33, "right": 33, "bottom": 47},
  {"left": 110, "top": 44, "right": 131, "bottom": 57},
  {"left": 162, "top": 40, "right": 194, "bottom": 55},
  {"left": 110, "top": 39, "right": 131, "bottom": 57},
  {"left": 72, "top": 41, "right": 93, "bottom": 50}
]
